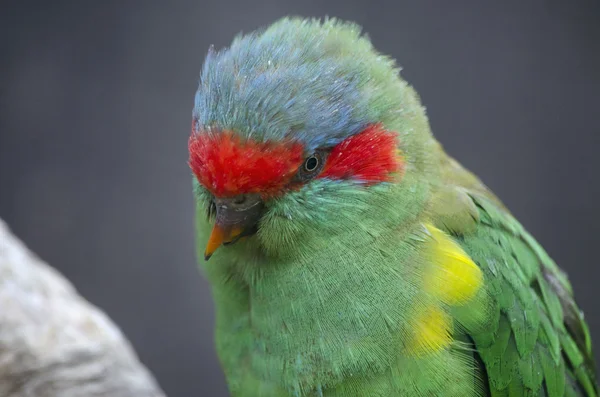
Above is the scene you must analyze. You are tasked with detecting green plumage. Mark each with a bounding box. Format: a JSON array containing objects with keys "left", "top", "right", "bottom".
[
  {"left": 461, "top": 193, "right": 596, "bottom": 396},
  {"left": 192, "top": 17, "right": 597, "bottom": 396}
]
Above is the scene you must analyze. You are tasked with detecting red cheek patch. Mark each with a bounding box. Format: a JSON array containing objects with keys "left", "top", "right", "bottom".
[
  {"left": 320, "top": 124, "right": 402, "bottom": 184},
  {"left": 188, "top": 129, "right": 304, "bottom": 197}
]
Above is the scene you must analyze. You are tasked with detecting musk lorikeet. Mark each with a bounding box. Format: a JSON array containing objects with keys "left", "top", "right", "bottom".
[{"left": 188, "top": 17, "right": 598, "bottom": 397}]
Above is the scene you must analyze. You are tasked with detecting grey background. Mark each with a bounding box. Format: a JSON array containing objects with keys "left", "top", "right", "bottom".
[{"left": 1, "top": 1, "right": 599, "bottom": 396}]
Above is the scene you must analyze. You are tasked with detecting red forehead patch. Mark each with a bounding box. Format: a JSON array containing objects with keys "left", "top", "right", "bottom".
[{"left": 188, "top": 130, "right": 304, "bottom": 197}]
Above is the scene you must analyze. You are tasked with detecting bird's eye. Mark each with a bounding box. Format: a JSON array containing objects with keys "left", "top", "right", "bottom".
[
  {"left": 293, "top": 150, "right": 327, "bottom": 183},
  {"left": 304, "top": 155, "right": 319, "bottom": 172}
]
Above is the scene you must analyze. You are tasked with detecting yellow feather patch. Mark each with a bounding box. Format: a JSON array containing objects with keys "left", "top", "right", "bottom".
[
  {"left": 424, "top": 223, "right": 483, "bottom": 306},
  {"left": 408, "top": 305, "right": 453, "bottom": 356}
]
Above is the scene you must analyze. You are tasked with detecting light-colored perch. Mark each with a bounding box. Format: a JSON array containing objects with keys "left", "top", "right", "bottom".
[{"left": 0, "top": 219, "right": 166, "bottom": 397}]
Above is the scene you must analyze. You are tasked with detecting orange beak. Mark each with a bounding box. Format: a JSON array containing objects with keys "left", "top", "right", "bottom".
[
  {"left": 204, "top": 225, "right": 243, "bottom": 260},
  {"left": 203, "top": 194, "right": 264, "bottom": 261}
]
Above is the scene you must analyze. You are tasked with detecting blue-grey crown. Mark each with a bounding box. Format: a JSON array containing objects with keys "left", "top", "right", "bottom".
[{"left": 192, "top": 19, "right": 385, "bottom": 153}]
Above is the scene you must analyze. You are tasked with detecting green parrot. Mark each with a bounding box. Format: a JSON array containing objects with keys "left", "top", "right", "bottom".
[{"left": 188, "top": 17, "right": 598, "bottom": 396}]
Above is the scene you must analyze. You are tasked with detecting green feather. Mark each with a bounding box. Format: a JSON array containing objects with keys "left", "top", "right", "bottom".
[{"left": 518, "top": 349, "right": 543, "bottom": 394}]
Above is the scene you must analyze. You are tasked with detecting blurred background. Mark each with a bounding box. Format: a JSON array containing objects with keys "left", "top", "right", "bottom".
[{"left": 1, "top": 1, "right": 599, "bottom": 396}]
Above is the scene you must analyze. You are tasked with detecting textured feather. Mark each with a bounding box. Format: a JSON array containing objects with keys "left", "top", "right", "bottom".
[{"left": 449, "top": 190, "right": 597, "bottom": 397}]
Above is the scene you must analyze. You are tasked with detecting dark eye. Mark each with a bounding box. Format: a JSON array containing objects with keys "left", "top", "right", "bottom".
[
  {"left": 294, "top": 150, "right": 327, "bottom": 182},
  {"left": 304, "top": 155, "right": 319, "bottom": 172}
]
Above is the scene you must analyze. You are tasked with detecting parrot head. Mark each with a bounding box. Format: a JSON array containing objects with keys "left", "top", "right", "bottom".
[{"left": 189, "top": 18, "right": 436, "bottom": 261}]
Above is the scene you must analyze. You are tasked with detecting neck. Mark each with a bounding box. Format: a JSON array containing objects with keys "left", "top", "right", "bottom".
[{"left": 196, "top": 175, "right": 434, "bottom": 391}]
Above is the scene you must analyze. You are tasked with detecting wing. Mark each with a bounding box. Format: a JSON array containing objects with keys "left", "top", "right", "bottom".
[
  {"left": 432, "top": 182, "right": 597, "bottom": 397},
  {"left": 466, "top": 192, "right": 597, "bottom": 397}
]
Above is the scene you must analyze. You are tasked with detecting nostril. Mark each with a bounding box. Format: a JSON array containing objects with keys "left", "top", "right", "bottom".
[{"left": 233, "top": 195, "right": 247, "bottom": 205}]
